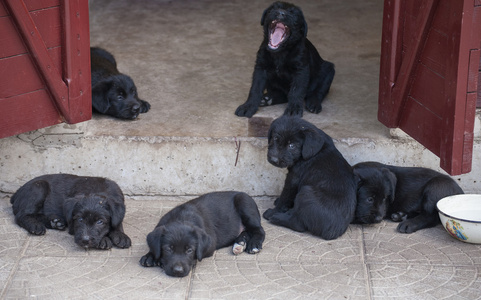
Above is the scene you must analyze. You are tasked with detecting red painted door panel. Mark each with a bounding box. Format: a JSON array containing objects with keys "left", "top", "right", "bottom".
[
  {"left": 0, "top": 0, "right": 91, "bottom": 139},
  {"left": 379, "top": 0, "right": 481, "bottom": 175}
]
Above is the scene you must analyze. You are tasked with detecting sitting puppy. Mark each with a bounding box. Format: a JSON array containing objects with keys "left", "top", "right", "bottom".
[
  {"left": 10, "top": 174, "right": 131, "bottom": 250},
  {"left": 263, "top": 116, "right": 357, "bottom": 240},
  {"left": 140, "top": 191, "right": 265, "bottom": 277},
  {"left": 91, "top": 47, "right": 151, "bottom": 119},
  {"left": 353, "top": 162, "right": 464, "bottom": 233},
  {"left": 235, "top": 1, "right": 335, "bottom": 118}
]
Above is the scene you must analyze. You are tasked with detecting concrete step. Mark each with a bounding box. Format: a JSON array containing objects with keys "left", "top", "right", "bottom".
[{"left": 1, "top": 112, "right": 480, "bottom": 197}]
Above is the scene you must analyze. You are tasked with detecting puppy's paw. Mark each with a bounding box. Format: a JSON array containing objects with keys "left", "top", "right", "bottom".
[
  {"left": 305, "top": 102, "right": 322, "bottom": 114},
  {"left": 232, "top": 241, "right": 246, "bottom": 255},
  {"left": 139, "top": 100, "right": 151, "bottom": 113},
  {"left": 263, "top": 208, "right": 277, "bottom": 220},
  {"left": 397, "top": 220, "right": 419, "bottom": 234},
  {"left": 26, "top": 223, "right": 47, "bottom": 235},
  {"left": 50, "top": 218, "right": 66, "bottom": 230},
  {"left": 391, "top": 211, "right": 407, "bottom": 222},
  {"left": 97, "top": 236, "right": 113, "bottom": 250},
  {"left": 140, "top": 253, "right": 160, "bottom": 267},
  {"left": 259, "top": 95, "right": 273, "bottom": 106},
  {"left": 283, "top": 104, "right": 303, "bottom": 117},
  {"left": 235, "top": 103, "right": 257, "bottom": 118},
  {"left": 109, "top": 231, "right": 132, "bottom": 248},
  {"left": 246, "top": 239, "right": 263, "bottom": 254}
]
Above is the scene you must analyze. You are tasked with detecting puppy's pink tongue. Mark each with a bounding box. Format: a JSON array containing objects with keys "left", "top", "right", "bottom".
[{"left": 271, "top": 24, "right": 285, "bottom": 46}]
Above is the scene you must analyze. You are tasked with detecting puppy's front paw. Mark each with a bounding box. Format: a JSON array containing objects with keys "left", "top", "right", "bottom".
[
  {"left": 246, "top": 239, "right": 262, "bottom": 254},
  {"left": 139, "top": 100, "right": 151, "bottom": 113},
  {"left": 109, "top": 231, "right": 132, "bottom": 248},
  {"left": 26, "top": 223, "right": 47, "bottom": 235},
  {"left": 263, "top": 208, "right": 277, "bottom": 220},
  {"left": 235, "top": 103, "right": 257, "bottom": 118},
  {"left": 397, "top": 219, "right": 419, "bottom": 234},
  {"left": 305, "top": 102, "right": 322, "bottom": 114},
  {"left": 97, "top": 236, "right": 113, "bottom": 250},
  {"left": 140, "top": 253, "right": 160, "bottom": 267},
  {"left": 391, "top": 212, "right": 407, "bottom": 222},
  {"left": 283, "top": 104, "right": 303, "bottom": 117}
]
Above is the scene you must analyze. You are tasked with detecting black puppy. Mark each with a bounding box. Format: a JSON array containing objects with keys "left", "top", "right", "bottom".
[
  {"left": 353, "top": 162, "right": 464, "bottom": 233},
  {"left": 235, "top": 1, "right": 335, "bottom": 118},
  {"left": 263, "top": 116, "right": 357, "bottom": 240},
  {"left": 140, "top": 191, "right": 265, "bottom": 277},
  {"left": 91, "top": 47, "right": 151, "bottom": 119},
  {"left": 10, "top": 174, "right": 131, "bottom": 249}
]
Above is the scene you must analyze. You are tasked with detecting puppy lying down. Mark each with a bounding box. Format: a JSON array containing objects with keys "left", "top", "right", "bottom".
[
  {"left": 140, "top": 191, "right": 265, "bottom": 277},
  {"left": 91, "top": 47, "right": 151, "bottom": 119},
  {"left": 353, "top": 162, "right": 464, "bottom": 233},
  {"left": 10, "top": 174, "right": 131, "bottom": 250}
]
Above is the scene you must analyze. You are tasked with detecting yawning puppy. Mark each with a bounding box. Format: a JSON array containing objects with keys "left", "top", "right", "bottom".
[
  {"left": 140, "top": 191, "right": 265, "bottom": 277},
  {"left": 91, "top": 47, "right": 151, "bottom": 119},
  {"left": 10, "top": 174, "right": 131, "bottom": 250},
  {"left": 235, "top": 1, "right": 335, "bottom": 118}
]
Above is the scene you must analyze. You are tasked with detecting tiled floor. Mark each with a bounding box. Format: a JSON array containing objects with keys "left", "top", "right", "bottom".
[{"left": 1, "top": 193, "right": 481, "bottom": 299}]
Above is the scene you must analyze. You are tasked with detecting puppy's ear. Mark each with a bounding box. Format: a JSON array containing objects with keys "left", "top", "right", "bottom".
[
  {"left": 381, "top": 168, "right": 397, "bottom": 203},
  {"left": 260, "top": 7, "right": 268, "bottom": 26},
  {"left": 147, "top": 226, "right": 165, "bottom": 260},
  {"left": 91, "top": 79, "right": 113, "bottom": 113},
  {"left": 63, "top": 195, "right": 83, "bottom": 235},
  {"left": 194, "top": 228, "right": 212, "bottom": 262},
  {"left": 104, "top": 198, "right": 125, "bottom": 229},
  {"left": 301, "top": 127, "right": 324, "bottom": 160},
  {"left": 299, "top": 10, "right": 308, "bottom": 37}
]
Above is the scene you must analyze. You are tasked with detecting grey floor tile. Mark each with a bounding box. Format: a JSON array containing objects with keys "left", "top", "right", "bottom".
[
  {"left": 189, "top": 260, "right": 369, "bottom": 300},
  {"left": 363, "top": 221, "right": 481, "bottom": 266},
  {"left": 369, "top": 264, "right": 481, "bottom": 300},
  {"left": 3, "top": 256, "right": 188, "bottom": 299}
]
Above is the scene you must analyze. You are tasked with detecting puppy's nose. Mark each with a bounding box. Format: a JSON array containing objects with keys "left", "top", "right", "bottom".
[
  {"left": 132, "top": 104, "right": 140, "bottom": 113},
  {"left": 80, "top": 235, "right": 90, "bottom": 245},
  {"left": 269, "top": 156, "right": 279, "bottom": 164},
  {"left": 173, "top": 264, "right": 184, "bottom": 276}
]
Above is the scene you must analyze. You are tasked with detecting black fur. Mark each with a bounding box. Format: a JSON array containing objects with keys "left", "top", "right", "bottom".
[
  {"left": 353, "top": 162, "right": 464, "bottom": 233},
  {"left": 91, "top": 47, "right": 151, "bottom": 119},
  {"left": 235, "top": 1, "right": 335, "bottom": 118},
  {"left": 140, "top": 191, "right": 265, "bottom": 277},
  {"left": 263, "top": 116, "right": 357, "bottom": 240},
  {"left": 10, "top": 174, "right": 131, "bottom": 249}
]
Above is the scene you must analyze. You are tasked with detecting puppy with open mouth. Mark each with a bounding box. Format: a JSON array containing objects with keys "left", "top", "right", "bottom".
[{"left": 235, "top": 1, "right": 335, "bottom": 118}]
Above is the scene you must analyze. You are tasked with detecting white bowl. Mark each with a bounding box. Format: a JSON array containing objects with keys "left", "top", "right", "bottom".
[{"left": 437, "top": 194, "right": 481, "bottom": 244}]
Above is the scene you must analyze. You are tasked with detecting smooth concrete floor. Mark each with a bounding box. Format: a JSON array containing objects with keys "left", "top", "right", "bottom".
[
  {"left": 86, "top": 0, "right": 387, "bottom": 140},
  {"left": 2, "top": 0, "right": 481, "bottom": 299}
]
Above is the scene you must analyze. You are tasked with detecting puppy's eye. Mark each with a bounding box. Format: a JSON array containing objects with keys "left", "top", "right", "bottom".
[
  {"left": 366, "top": 197, "right": 374, "bottom": 203},
  {"left": 96, "top": 220, "right": 104, "bottom": 225},
  {"left": 288, "top": 143, "right": 296, "bottom": 150},
  {"left": 77, "top": 217, "right": 83, "bottom": 223},
  {"left": 186, "top": 248, "right": 193, "bottom": 254},
  {"left": 117, "top": 95, "right": 123, "bottom": 101}
]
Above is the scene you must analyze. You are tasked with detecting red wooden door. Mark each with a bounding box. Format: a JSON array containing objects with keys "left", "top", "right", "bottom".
[
  {"left": 379, "top": 0, "right": 481, "bottom": 175},
  {"left": 0, "top": 0, "right": 91, "bottom": 139}
]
